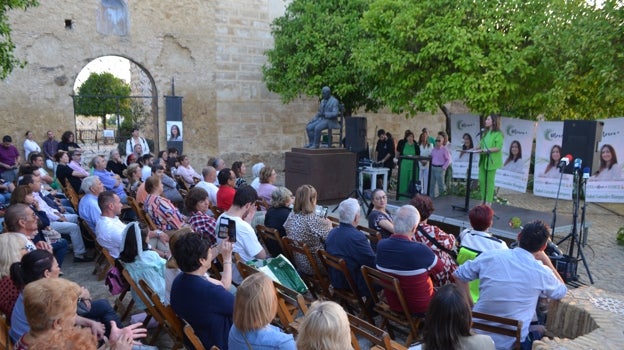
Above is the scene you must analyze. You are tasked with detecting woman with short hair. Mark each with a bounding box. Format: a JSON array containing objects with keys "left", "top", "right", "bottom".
[
  {"left": 410, "top": 194, "right": 457, "bottom": 287},
  {"left": 0, "top": 233, "right": 28, "bottom": 319},
  {"left": 106, "top": 149, "right": 127, "bottom": 179},
  {"left": 263, "top": 187, "right": 293, "bottom": 256},
  {"left": 296, "top": 301, "right": 353, "bottom": 350},
  {"left": 231, "top": 161, "right": 247, "bottom": 188},
  {"left": 144, "top": 176, "right": 187, "bottom": 231},
  {"left": 228, "top": 273, "right": 296, "bottom": 349},
  {"left": 185, "top": 187, "right": 217, "bottom": 244},
  {"left": 367, "top": 188, "right": 394, "bottom": 239},
  {"left": 256, "top": 166, "right": 277, "bottom": 204}
]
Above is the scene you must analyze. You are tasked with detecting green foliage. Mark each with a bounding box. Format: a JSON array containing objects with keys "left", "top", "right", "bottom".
[
  {"left": 265, "top": 0, "right": 624, "bottom": 120},
  {"left": 74, "top": 72, "right": 132, "bottom": 127},
  {"left": 263, "top": 0, "right": 381, "bottom": 115},
  {"left": 0, "top": 0, "right": 39, "bottom": 79}
]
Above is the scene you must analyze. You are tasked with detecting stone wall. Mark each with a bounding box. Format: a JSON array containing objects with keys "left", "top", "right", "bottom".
[{"left": 1, "top": 1, "right": 453, "bottom": 174}]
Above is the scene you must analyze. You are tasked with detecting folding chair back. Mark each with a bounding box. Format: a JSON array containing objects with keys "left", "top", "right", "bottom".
[
  {"left": 0, "top": 312, "right": 12, "bottom": 350},
  {"left": 256, "top": 225, "right": 290, "bottom": 260},
  {"left": 182, "top": 319, "right": 207, "bottom": 350},
  {"left": 120, "top": 269, "right": 165, "bottom": 344},
  {"left": 472, "top": 311, "right": 522, "bottom": 350},
  {"left": 281, "top": 237, "right": 331, "bottom": 299},
  {"left": 273, "top": 280, "right": 309, "bottom": 334},
  {"left": 139, "top": 279, "right": 184, "bottom": 350},
  {"left": 317, "top": 249, "right": 372, "bottom": 322},
  {"left": 348, "top": 313, "right": 407, "bottom": 350},
  {"left": 361, "top": 266, "right": 423, "bottom": 346}
]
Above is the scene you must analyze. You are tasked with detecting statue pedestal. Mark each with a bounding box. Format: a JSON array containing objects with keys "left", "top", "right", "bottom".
[{"left": 285, "top": 148, "right": 356, "bottom": 203}]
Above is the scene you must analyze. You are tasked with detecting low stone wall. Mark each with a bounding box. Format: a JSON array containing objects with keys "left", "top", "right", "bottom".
[{"left": 533, "top": 286, "right": 624, "bottom": 349}]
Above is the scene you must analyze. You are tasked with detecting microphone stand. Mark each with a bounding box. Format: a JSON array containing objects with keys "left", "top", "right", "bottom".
[{"left": 550, "top": 166, "right": 566, "bottom": 241}]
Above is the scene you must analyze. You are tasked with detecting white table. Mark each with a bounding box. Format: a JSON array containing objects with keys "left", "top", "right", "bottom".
[{"left": 359, "top": 166, "right": 389, "bottom": 193}]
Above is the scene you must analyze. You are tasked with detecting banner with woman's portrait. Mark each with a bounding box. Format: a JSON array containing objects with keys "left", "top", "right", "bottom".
[
  {"left": 533, "top": 121, "right": 573, "bottom": 199},
  {"left": 450, "top": 114, "right": 481, "bottom": 180},
  {"left": 586, "top": 117, "right": 624, "bottom": 203},
  {"left": 494, "top": 117, "right": 536, "bottom": 193}
]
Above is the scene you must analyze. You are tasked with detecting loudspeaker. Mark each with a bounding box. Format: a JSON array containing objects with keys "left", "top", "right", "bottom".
[
  {"left": 562, "top": 120, "right": 603, "bottom": 174},
  {"left": 345, "top": 117, "right": 367, "bottom": 153}
]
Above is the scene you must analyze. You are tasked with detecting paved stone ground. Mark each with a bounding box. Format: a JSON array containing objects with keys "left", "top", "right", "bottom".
[{"left": 61, "top": 188, "right": 624, "bottom": 349}]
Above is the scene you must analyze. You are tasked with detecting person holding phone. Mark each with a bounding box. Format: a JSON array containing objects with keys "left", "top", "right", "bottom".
[{"left": 218, "top": 185, "right": 267, "bottom": 284}]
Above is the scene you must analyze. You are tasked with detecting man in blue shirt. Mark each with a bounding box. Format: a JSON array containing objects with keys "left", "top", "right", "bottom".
[
  {"left": 325, "top": 198, "right": 375, "bottom": 297},
  {"left": 91, "top": 155, "right": 127, "bottom": 204}
]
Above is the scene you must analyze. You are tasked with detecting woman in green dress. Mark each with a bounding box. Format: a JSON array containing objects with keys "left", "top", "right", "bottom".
[
  {"left": 398, "top": 131, "right": 420, "bottom": 198},
  {"left": 477, "top": 114, "right": 503, "bottom": 206}
]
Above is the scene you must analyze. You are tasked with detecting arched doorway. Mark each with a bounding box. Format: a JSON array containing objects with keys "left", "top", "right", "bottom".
[{"left": 71, "top": 55, "right": 158, "bottom": 156}]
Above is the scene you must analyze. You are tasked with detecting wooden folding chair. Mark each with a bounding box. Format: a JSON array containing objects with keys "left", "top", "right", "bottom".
[
  {"left": 236, "top": 260, "right": 260, "bottom": 280},
  {"left": 281, "top": 237, "right": 331, "bottom": 299},
  {"left": 472, "top": 311, "right": 522, "bottom": 350},
  {"left": 0, "top": 312, "right": 12, "bottom": 350},
  {"left": 62, "top": 181, "right": 80, "bottom": 212},
  {"left": 273, "top": 280, "right": 309, "bottom": 334},
  {"left": 317, "top": 249, "right": 373, "bottom": 322},
  {"left": 357, "top": 225, "right": 382, "bottom": 251},
  {"left": 139, "top": 280, "right": 184, "bottom": 350},
  {"left": 127, "top": 196, "right": 145, "bottom": 223},
  {"left": 348, "top": 313, "right": 407, "bottom": 350},
  {"left": 327, "top": 216, "right": 340, "bottom": 227},
  {"left": 208, "top": 203, "right": 224, "bottom": 218},
  {"left": 174, "top": 175, "right": 191, "bottom": 193},
  {"left": 120, "top": 269, "right": 165, "bottom": 344},
  {"left": 102, "top": 250, "right": 134, "bottom": 321},
  {"left": 255, "top": 199, "right": 270, "bottom": 211},
  {"left": 256, "top": 225, "right": 290, "bottom": 260},
  {"left": 182, "top": 319, "right": 207, "bottom": 350},
  {"left": 78, "top": 218, "right": 109, "bottom": 280},
  {"left": 361, "top": 266, "right": 423, "bottom": 347}
]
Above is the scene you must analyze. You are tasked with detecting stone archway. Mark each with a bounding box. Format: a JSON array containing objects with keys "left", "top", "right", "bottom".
[{"left": 72, "top": 55, "right": 159, "bottom": 156}]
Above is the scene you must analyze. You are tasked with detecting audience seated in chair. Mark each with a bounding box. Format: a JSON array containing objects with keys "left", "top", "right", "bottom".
[
  {"left": 375, "top": 204, "right": 445, "bottom": 315},
  {"left": 296, "top": 301, "right": 352, "bottom": 350},
  {"left": 170, "top": 233, "right": 234, "bottom": 350}
]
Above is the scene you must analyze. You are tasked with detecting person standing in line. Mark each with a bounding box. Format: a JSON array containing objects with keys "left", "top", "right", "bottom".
[{"left": 476, "top": 114, "right": 503, "bottom": 206}]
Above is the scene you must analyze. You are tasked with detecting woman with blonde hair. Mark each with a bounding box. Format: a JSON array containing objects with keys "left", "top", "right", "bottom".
[
  {"left": 296, "top": 301, "right": 353, "bottom": 350},
  {"left": 283, "top": 184, "right": 332, "bottom": 275},
  {"left": 228, "top": 273, "right": 295, "bottom": 349},
  {"left": 0, "top": 233, "right": 28, "bottom": 318}
]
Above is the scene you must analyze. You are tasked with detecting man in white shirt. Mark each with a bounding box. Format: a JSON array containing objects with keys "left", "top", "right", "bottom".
[
  {"left": 218, "top": 185, "right": 266, "bottom": 283},
  {"left": 454, "top": 220, "right": 567, "bottom": 350},
  {"left": 195, "top": 166, "right": 218, "bottom": 205},
  {"left": 95, "top": 191, "right": 128, "bottom": 258},
  {"left": 78, "top": 176, "right": 104, "bottom": 232}
]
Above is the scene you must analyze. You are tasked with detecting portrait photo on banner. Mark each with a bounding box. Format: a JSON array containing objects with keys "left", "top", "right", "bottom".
[
  {"left": 534, "top": 121, "right": 573, "bottom": 200},
  {"left": 450, "top": 114, "right": 481, "bottom": 180},
  {"left": 586, "top": 117, "right": 624, "bottom": 203},
  {"left": 494, "top": 117, "right": 536, "bottom": 193},
  {"left": 166, "top": 121, "right": 183, "bottom": 142}
]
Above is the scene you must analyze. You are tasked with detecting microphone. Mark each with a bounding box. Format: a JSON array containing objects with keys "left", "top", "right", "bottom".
[
  {"left": 476, "top": 128, "right": 485, "bottom": 137},
  {"left": 573, "top": 158, "right": 582, "bottom": 170},
  {"left": 583, "top": 167, "right": 590, "bottom": 179},
  {"left": 558, "top": 154, "right": 572, "bottom": 168}
]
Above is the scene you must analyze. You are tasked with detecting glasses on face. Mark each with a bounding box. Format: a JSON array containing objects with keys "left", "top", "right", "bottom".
[{"left": 374, "top": 195, "right": 387, "bottom": 201}]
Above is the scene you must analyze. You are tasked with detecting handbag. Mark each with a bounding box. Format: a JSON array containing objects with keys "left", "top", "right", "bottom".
[
  {"left": 105, "top": 266, "right": 129, "bottom": 295},
  {"left": 42, "top": 228, "right": 62, "bottom": 244},
  {"left": 417, "top": 225, "right": 458, "bottom": 261}
]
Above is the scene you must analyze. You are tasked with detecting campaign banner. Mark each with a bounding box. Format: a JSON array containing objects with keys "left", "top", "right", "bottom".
[
  {"left": 586, "top": 117, "right": 624, "bottom": 203},
  {"left": 533, "top": 121, "right": 573, "bottom": 199},
  {"left": 450, "top": 114, "right": 481, "bottom": 180},
  {"left": 494, "top": 117, "right": 536, "bottom": 193}
]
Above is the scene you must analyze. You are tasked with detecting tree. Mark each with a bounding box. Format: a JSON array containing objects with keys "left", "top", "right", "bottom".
[
  {"left": 354, "top": 0, "right": 624, "bottom": 120},
  {"left": 74, "top": 72, "right": 132, "bottom": 127},
  {"left": 0, "top": 0, "right": 39, "bottom": 79},
  {"left": 262, "top": 0, "right": 381, "bottom": 116}
]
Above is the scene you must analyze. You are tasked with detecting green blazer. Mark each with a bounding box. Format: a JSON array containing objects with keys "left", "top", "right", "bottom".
[{"left": 479, "top": 130, "right": 503, "bottom": 170}]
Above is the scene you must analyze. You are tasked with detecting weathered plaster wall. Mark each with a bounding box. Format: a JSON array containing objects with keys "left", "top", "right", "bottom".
[{"left": 1, "top": 0, "right": 452, "bottom": 174}]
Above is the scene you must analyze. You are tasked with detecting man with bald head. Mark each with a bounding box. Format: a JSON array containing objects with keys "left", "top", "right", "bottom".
[
  {"left": 375, "top": 204, "right": 444, "bottom": 315},
  {"left": 195, "top": 166, "right": 218, "bottom": 205}
]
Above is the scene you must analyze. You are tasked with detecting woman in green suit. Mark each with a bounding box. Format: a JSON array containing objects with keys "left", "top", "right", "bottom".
[{"left": 477, "top": 114, "right": 503, "bottom": 206}]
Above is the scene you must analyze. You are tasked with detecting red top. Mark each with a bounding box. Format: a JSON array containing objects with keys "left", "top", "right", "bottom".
[
  {"left": 216, "top": 186, "right": 236, "bottom": 211},
  {"left": 0, "top": 276, "right": 19, "bottom": 319}
]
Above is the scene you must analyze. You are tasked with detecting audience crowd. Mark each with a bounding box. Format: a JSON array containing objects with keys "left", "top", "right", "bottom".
[{"left": 0, "top": 128, "right": 568, "bottom": 350}]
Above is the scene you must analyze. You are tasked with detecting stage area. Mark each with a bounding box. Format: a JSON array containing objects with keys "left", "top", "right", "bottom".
[{"left": 386, "top": 195, "right": 585, "bottom": 242}]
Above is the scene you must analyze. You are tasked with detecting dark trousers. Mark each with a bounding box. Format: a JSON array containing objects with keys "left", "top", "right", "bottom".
[{"left": 79, "top": 299, "right": 122, "bottom": 337}]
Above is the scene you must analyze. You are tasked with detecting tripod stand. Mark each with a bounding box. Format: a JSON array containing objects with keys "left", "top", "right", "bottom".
[
  {"left": 333, "top": 166, "right": 370, "bottom": 216},
  {"left": 555, "top": 169, "right": 594, "bottom": 284},
  {"left": 550, "top": 166, "right": 567, "bottom": 241}
]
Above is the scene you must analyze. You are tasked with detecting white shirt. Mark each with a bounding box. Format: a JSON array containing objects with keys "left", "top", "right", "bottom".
[
  {"left": 95, "top": 215, "right": 127, "bottom": 258},
  {"left": 23, "top": 139, "right": 41, "bottom": 159},
  {"left": 454, "top": 248, "right": 567, "bottom": 349},
  {"left": 459, "top": 229, "right": 508, "bottom": 253},
  {"left": 195, "top": 181, "right": 218, "bottom": 205},
  {"left": 141, "top": 166, "right": 152, "bottom": 182}
]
